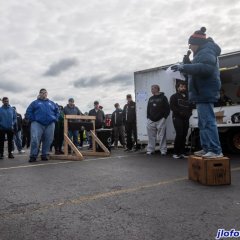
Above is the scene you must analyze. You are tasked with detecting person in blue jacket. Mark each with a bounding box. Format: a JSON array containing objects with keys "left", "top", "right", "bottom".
[
  {"left": 171, "top": 27, "right": 223, "bottom": 158},
  {"left": 26, "top": 89, "right": 59, "bottom": 162},
  {"left": 0, "top": 97, "right": 16, "bottom": 159}
]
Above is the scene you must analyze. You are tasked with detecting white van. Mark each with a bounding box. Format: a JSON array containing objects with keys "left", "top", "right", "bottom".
[{"left": 134, "top": 51, "right": 240, "bottom": 153}]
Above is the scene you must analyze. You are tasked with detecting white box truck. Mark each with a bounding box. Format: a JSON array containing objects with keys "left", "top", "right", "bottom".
[{"left": 134, "top": 51, "right": 240, "bottom": 153}]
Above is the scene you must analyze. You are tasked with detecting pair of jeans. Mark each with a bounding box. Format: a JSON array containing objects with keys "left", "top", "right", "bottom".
[
  {"left": 68, "top": 130, "right": 79, "bottom": 146},
  {"left": 30, "top": 121, "right": 55, "bottom": 158},
  {"left": 196, "top": 103, "right": 222, "bottom": 154},
  {"left": 14, "top": 130, "right": 23, "bottom": 151}
]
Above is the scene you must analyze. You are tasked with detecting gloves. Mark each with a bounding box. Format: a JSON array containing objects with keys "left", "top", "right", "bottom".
[{"left": 171, "top": 64, "right": 184, "bottom": 72}]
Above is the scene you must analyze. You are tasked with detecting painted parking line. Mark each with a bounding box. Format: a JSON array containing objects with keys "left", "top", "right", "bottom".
[
  {"left": 2, "top": 166, "right": 240, "bottom": 218},
  {"left": 0, "top": 155, "right": 137, "bottom": 171},
  {"left": 1, "top": 176, "right": 187, "bottom": 218}
]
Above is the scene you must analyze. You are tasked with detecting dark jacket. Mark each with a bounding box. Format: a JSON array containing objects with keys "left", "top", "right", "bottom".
[
  {"left": 26, "top": 98, "right": 59, "bottom": 126},
  {"left": 111, "top": 108, "right": 124, "bottom": 127},
  {"left": 63, "top": 104, "right": 83, "bottom": 123},
  {"left": 89, "top": 109, "right": 105, "bottom": 129},
  {"left": 182, "top": 40, "right": 221, "bottom": 103},
  {"left": 123, "top": 101, "right": 136, "bottom": 123},
  {"left": 22, "top": 117, "right": 30, "bottom": 133},
  {"left": 170, "top": 92, "right": 192, "bottom": 119},
  {"left": 0, "top": 105, "right": 17, "bottom": 130},
  {"left": 16, "top": 113, "right": 23, "bottom": 131},
  {"left": 63, "top": 104, "right": 82, "bottom": 115},
  {"left": 147, "top": 93, "right": 170, "bottom": 122}
]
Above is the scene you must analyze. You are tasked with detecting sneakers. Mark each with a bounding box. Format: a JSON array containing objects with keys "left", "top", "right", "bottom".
[
  {"left": 161, "top": 153, "right": 167, "bottom": 156},
  {"left": 202, "top": 152, "right": 223, "bottom": 158},
  {"left": 146, "top": 151, "right": 153, "bottom": 155},
  {"left": 19, "top": 150, "right": 25, "bottom": 153},
  {"left": 173, "top": 154, "right": 183, "bottom": 159},
  {"left": 8, "top": 153, "right": 14, "bottom": 159},
  {"left": 0, "top": 153, "right": 3, "bottom": 159},
  {"left": 194, "top": 149, "right": 206, "bottom": 156}
]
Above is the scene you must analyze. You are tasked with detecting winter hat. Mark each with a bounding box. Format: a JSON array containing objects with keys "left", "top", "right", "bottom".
[{"left": 188, "top": 27, "right": 207, "bottom": 45}]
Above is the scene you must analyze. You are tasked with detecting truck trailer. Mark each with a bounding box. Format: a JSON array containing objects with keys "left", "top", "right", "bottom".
[{"left": 134, "top": 51, "right": 240, "bottom": 153}]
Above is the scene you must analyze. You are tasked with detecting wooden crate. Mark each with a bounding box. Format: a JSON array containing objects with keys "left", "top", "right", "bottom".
[{"left": 188, "top": 155, "right": 231, "bottom": 185}]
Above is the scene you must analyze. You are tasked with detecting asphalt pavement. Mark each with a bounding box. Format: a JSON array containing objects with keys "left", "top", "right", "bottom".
[{"left": 0, "top": 148, "right": 240, "bottom": 240}]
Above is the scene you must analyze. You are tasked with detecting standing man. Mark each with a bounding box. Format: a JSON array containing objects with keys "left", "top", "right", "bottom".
[
  {"left": 111, "top": 103, "right": 126, "bottom": 149},
  {"left": 26, "top": 89, "right": 59, "bottom": 162},
  {"left": 63, "top": 98, "right": 83, "bottom": 148},
  {"left": 170, "top": 81, "right": 192, "bottom": 158},
  {"left": 171, "top": 27, "right": 223, "bottom": 158},
  {"left": 12, "top": 106, "right": 25, "bottom": 154},
  {"left": 89, "top": 101, "right": 105, "bottom": 129},
  {"left": 0, "top": 97, "right": 16, "bottom": 159},
  {"left": 146, "top": 85, "right": 170, "bottom": 155},
  {"left": 88, "top": 101, "right": 105, "bottom": 149},
  {"left": 123, "top": 94, "right": 138, "bottom": 151}
]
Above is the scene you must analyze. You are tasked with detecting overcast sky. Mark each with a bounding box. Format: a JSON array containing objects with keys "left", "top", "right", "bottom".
[{"left": 1, "top": 0, "right": 240, "bottom": 114}]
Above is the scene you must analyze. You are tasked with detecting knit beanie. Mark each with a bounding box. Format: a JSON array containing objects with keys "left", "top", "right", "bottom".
[{"left": 188, "top": 27, "right": 207, "bottom": 45}]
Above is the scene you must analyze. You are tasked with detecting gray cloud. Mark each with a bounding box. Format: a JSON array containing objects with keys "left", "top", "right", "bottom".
[
  {"left": 1, "top": 0, "right": 240, "bottom": 115},
  {"left": 73, "top": 73, "right": 133, "bottom": 88},
  {"left": 0, "top": 81, "right": 26, "bottom": 93},
  {"left": 52, "top": 95, "right": 66, "bottom": 102},
  {"left": 43, "top": 58, "right": 78, "bottom": 77}
]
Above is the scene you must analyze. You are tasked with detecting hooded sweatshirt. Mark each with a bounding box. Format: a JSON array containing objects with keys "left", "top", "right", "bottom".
[{"left": 147, "top": 92, "right": 170, "bottom": 122}]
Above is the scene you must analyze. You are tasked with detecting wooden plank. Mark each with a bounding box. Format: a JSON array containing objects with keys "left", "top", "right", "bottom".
[
  {"left": 49, "top": 155, "right": 83, "bottom": 161},
  {"left": 92, "top": 124, "right": 96, "bottom": 152},
  {"left": 65, "top": 115, "right": 96, "bottom": 120},
  {"left": 91, "top": 130, "right": 110, "bottom": 154},
  {"left": 64, "top": 133, "right": 84, "bottom": 159},
  {"left": 64, "top": 117, "right": 68, "bottom": 155},
  {"left": 81, "top": 151, "right": 110, "bottom": 156}
]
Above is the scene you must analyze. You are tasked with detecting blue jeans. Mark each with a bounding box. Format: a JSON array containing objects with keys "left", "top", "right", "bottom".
[
  {"left": 68, "top": 130, "right": 79, "bottom": 146},
  {"left": 14, "top": 131, "right": 23, "bottom": 151},
  {"left": 196, "top": 103, "right": 222, "bottom": 154},
  {"left": 30, "top": 121, "right": 55, "bottom": 158}
]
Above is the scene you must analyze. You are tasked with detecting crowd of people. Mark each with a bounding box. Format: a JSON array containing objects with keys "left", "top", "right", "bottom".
[
  {"left": 1, "top": 26, "right": 236, "bottom": 162},
  {"left": 0, "top": 89, "right": 141, "bottom": 162}
]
